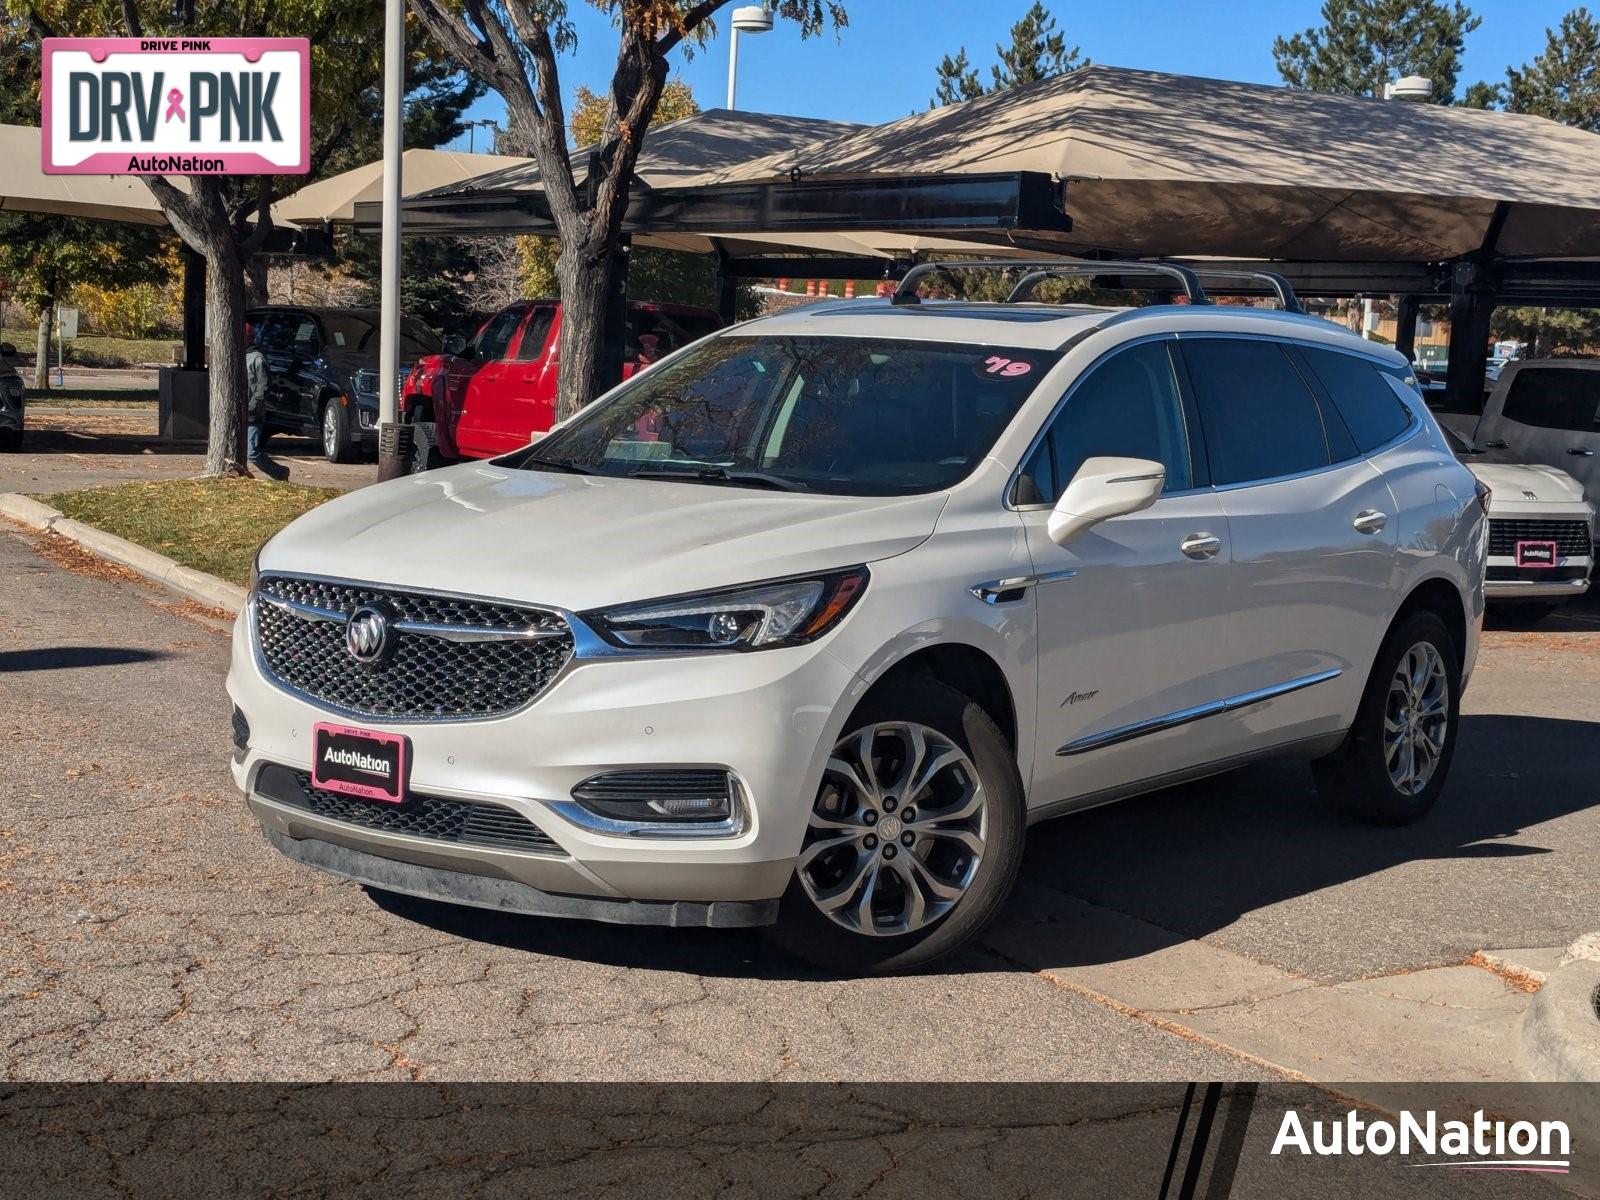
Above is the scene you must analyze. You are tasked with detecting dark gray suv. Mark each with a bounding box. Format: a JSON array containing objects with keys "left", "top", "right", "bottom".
[{"left": 0, "top": 342, "right": 23, "bottom": 452}]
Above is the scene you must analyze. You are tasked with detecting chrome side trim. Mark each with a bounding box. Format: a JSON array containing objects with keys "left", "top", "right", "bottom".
[
  {"left": 258, "top": 592, "right": 343, "bottom": 623},
  {"left": 1056, "top": 668, "right": 1343, "bottom": 756},
  {"left": 970, "top": 569, "right": 1077, "bottom": 604},
  {"left": 547, "top": 778, "right": 750, "bottom": 840}
]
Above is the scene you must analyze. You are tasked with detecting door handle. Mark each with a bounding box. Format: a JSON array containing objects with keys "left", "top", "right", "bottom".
[
  {"left": 1180, "top": 533, "right": 1222, "bottom": 560},
  {"left": 1567, "top": 448, "right": 1596, "bottom": 457},
  {"left": 1353, "top": 509, "right": 1388, "bottom": 535},
  {"left": 1483, "top": 439, "right": 1509, "bottom": 449}
]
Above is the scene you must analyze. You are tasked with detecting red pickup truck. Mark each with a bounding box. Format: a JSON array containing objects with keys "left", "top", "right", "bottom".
[{"left": 402, "top": 299, "right": 723, "bottom": 462}]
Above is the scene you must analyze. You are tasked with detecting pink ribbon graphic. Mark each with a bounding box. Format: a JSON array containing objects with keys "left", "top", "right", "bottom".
[{"left": 164, "top": 88, "right": 185, "bottom": 123}]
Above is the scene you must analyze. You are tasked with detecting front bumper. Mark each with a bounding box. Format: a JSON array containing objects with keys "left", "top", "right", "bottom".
[
  {"left": 227, "top": 603, "right": 862, "bottom": 913},
  {"left": 1484, "top": 575, "right": 1590, "bottom": 601}
]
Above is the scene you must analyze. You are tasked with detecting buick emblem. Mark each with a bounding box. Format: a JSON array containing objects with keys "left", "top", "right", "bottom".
[{"left": 345, "top": 604, "right": 391, "bottom": 664}]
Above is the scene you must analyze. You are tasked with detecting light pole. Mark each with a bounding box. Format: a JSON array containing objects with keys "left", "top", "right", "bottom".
[
  {"left": 465, "top": 118, "right": 497, "bottom": 154},
  {"left": 726, "top": 5, "right": 774, "bottom": 110},
  {"left": 376, "top": 0, "right": 409, "bottom": 481}
]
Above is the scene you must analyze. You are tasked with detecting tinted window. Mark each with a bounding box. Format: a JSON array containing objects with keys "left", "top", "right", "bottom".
[
  {"left": 515, "top": 307, "right": 556, "bottom": 361},
  {"left": 1183, "top": 339, "right": 1330, "bottom": 485},
  {"left": 1502, "top": 368, "right": 1600, "bottom": 432},
  {"left": 522, "top": 336, "right": 1058, "bottom": 496},
  {"left": 252, "top": 312, "right": 295, "bottom": 352},
  {"left": 472, "top": 307, "right": 523, "bottom": 362},
  {"left": 1018, "top": 340, "right": 1192, "bottom": 503},
  {"left": 1300, "top": 346, "right": 1414, "bottom": 454}
]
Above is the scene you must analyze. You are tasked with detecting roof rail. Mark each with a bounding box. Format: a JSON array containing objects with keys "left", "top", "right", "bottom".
[
  {"left": 889, "top": 258, "right": 1210, "bottom": 307},
  {"left": 1181, "top": 268, "right": 1303, "bottom": 313}
]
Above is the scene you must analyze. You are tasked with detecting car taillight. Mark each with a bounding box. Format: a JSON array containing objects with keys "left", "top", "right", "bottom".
[{"left": 1473, "top": 479, "right": 1492, "bottom": 515}]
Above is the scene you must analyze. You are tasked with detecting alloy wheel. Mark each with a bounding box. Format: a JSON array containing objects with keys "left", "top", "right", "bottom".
[
  {"left": 322, "top": 404, "right": 338, "bottom": 451},
  {"left": 1384, "top": 641, "right": 1449, "bottom": 796},
  {"left": 798, "top": 721, "right": 987, "bottom": 937}
]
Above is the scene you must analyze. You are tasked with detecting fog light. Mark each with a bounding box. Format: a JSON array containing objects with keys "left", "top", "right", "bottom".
[{"left": 570, "top": 769, "right": 739, "bottom": 827}]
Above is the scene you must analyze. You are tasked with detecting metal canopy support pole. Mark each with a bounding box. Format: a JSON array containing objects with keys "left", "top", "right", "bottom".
[
  {"left": 181, "top": 246, "right": 205, "bottom": 369},
  {"left": 1395, "top": 295, "right": 1420, "bottom": 365},
  {"left": 713, "top": 249, "right": 738, "bottom": 325},
  {"left": 375, "top": 0, "right": 411, "bottom": 482},
  {"left": 599, "top": 235, "right": 633, "bottom": 394},
  {"left": 1444, "top": 262, "right": 1495, "bottom": 416}
]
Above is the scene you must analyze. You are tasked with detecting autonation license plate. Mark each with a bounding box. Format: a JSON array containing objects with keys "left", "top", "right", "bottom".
[
  {"left": 311, "top": 723, "right": 408, "bottom": 804},
  {"left": 1515, "top": 540, "right": 1559, "bottom": 569}
]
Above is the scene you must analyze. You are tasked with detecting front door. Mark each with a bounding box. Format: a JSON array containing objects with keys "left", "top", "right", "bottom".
[
  {"left": 450, "top": 305, "right": 526, "bottom": 459},
  {"left": 1021, "top": 338, "right": 1239, "bottom": 809}
]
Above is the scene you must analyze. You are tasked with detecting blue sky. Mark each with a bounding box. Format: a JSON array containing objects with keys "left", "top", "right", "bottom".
[{"left": 442, "top": 0, "right": 1578, "bottom": 150}]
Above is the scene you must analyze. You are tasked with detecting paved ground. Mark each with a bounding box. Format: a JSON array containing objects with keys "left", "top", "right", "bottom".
[
  {"left": 4, "top": 506, "right": 1598, "bottom": 1086},
  {"left": 3, "top": 408, "right": 374, "bottom": 495}
]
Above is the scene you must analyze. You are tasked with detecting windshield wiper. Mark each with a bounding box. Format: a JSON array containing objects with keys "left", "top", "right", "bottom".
[
  {"left": 519, "top": 454, "right": 603, "bottom": 476},
  {"left": 626, "top": 465, "right": 808, "bottom": 492}
]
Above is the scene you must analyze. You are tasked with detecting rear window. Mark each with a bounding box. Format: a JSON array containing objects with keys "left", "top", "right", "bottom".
[
  {"left": 1502, "top": 367, "right": 1600, "bottom": 432},
  {"left": 1181, "top": 338, "right": 1331, "bottom": 485},
  {"left": 1299, "top": 346, "right": 1415, "bottom": 454}
]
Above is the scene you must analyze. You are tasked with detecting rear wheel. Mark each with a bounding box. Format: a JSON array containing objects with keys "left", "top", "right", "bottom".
[
  {"left": 1313, "top": 610, "right": 1460, "bottom": 826},
  {"left": 766, "top": 678, "right": 1024, "bottom": 975},
  {"left": 319, "top": 398, "right": 354, "bottom": 464}
]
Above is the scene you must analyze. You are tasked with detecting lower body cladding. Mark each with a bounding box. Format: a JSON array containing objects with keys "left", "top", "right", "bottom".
[{"left": 227, "top": 609, "right": 862, "bottom": 929}]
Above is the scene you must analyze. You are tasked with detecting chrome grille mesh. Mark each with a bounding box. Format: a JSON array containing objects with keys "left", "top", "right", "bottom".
[
  {"left": 1487, "top": 519, "right": 1592, "bottom": 558},
  {"left": 254, "top": 575, "right": 573, "bottom": 720}
]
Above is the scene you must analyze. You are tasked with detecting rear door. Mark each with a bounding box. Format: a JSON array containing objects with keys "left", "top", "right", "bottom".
[
  {"left": 498, "top": 305, "right": 559, "bottom": 443},
  {"left": 1476, "top": 364, "right": 1600, "bottom": 498},
  {"left": 450, "top": 305, "right": 526, "bottom": 458},
  {"left": 1177, "top": 336, "right": 1400, "bottom": 747}
]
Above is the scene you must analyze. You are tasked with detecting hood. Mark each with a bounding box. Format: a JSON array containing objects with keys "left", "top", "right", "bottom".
[
  {"left": 259, "top": 461, "right": 949, "bottom": 611},
  {"left": 1466, "top": 460, "right": 1587, "bottom": 503}
]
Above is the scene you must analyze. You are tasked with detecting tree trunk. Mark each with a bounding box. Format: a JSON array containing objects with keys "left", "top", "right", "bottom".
[
  {"left": 203, "top": 240, "right": 249, "bottom": 477},
  {"left": 554, "top": 242, "right": 610, "bottom": 422},
  {"left": 244, "top": 254, "right": 269, "bottom": 307},
  {"left": 33, "top": 305, "right": 52, "bottom": 390}
]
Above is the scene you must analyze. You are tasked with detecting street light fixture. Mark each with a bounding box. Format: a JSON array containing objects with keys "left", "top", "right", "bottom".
[
  {"left": 465, "top": 118, "right": 498, "bottom": 154},
  {"left": 726, "top": 4, "right": 774, "bottom": 110}
]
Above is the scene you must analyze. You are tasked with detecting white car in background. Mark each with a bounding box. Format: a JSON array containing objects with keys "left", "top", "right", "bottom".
[
  {"left": 227, "top": 270, "right": 1486, "bottom": 975},
  {"left": 1445, "top": 428, "right": 1593, "bottom": 616},
  {"left": 1474, "top": 358, "right": 1600, "bottom": 500}
]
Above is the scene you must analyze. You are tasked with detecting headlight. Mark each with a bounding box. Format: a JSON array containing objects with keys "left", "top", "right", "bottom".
[
  {"left": 585, "top": 567, "right": 868, "bottom": 652},
  {"left": 353, "top": 370, "right": 378, "bottom": 396}
]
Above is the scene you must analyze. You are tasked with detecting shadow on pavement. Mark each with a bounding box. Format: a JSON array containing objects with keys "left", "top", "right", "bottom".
[
  {"left": 367, "top": 711, "right": 1600, "bottom": 980},
  {"left": 0, "top": 646, "right": 170, "bottom": 672}
]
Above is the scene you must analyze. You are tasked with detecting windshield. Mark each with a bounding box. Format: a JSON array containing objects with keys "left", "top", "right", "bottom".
[
  {"left": 320, "top": 314, "right": 441, "bottom": 360},
  {"left": 512, "top": 335, "right": 1059, "bottom": 496}
]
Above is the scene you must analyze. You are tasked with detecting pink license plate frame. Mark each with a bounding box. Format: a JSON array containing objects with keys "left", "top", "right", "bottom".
[
  {"left": 310, "top": 722, "right": 408, "bottom": 804},
  {"left": 1515, "top": 540, "right": 1559, "bottom": 569}
]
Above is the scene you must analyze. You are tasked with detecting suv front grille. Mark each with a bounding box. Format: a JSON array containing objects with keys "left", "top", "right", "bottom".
[
  {"left": 257, "top": 763, "right": 564, "bottom": 854},
  {"left": 253, "top": 575, "right": 573, "bottom": 720},
  {"left": 1487, "top": 519, "right": 1592, "bottom": 558}
]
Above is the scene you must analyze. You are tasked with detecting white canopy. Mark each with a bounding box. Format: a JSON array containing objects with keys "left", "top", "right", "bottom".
[{"left": 0, "top": 123, "right": 170, "bottom": 225}]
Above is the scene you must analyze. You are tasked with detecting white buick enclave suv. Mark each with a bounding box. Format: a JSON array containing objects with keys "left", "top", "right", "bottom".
[{"left": 229, "top": 268, "right": 1486, "bottom": 974}]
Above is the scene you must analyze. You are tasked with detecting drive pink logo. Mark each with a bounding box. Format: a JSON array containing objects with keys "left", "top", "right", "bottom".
[{"left": 42, "top": 37, "right": 309, "bottom": 175}]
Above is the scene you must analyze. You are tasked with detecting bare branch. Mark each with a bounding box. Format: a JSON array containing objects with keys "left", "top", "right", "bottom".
[
  {"left": 656, "top": 0, "right": 730, "bottom": 56},
  {"left": 238, "top": 178, "right": 276, "bottom": 257}
]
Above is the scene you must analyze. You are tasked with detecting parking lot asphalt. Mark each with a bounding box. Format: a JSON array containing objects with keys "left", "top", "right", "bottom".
[{"left": 5, "top": 518, "right": 1598, "bottom": 1084}]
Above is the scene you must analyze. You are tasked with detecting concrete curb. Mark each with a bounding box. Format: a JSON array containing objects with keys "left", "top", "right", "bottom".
[
  {"left": 1522, "top": 935, "right": 1600, "bottom": 1084},
  {"left": 0, "top": 492, "right": 247, "bottom": 614}
]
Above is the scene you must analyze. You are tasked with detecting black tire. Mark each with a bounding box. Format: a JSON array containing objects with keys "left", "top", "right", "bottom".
[
  {"left": 1312, "top": 609, "right": 1461, "bottom": 826},
  {"left": 765, "top": 677, "right": 1025, "bottom": 975},
  {"left": 319, "top": 398, "right": 354, "bottom": 464},
  {"left": 0, "top": 428, "right": 20, "bottom": 452}
]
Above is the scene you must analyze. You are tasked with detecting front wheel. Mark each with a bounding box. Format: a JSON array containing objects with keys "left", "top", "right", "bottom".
[
  {"left": 765, "top": 678, "right": 1025, "bottom": 975},
  {"left": 319, "top": 398, "right": 354, "bottom": 464},
  {"left": 1313, "top": 610, "right": 1461, "bottom": 825}
]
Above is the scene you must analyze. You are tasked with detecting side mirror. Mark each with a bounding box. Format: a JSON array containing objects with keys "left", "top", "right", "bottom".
[
  {"left": 1047, "top": 456, "right": 1165, "bottom": 547},
  {"left": 0, "top": 342, "right": 15, "bottom": 358},
  {"left": 443, "top": 335, "right": 467, "bottom": 356}
]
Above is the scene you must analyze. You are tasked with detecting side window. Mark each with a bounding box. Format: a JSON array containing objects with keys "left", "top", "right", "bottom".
[
  {"left": 514, "top": 307, "right": 555, "bottom": 361},
  {"left": 1018, "top": 340, "right": 1193, "bottom": 504},
  {"left": 1183, "top": 338, "right": 1330, "bottom": 486},
  {"left": 253, "top": 312, "right": 290, "bottom": 352},
  {"left": 291, "top": 316, "right": 320, "bottom": 354},
  {"left": 1299, "top": 346, "right": 1415, "bottom": 454},
  {"left": 1502, "top": 368, "right": 1600, "bottom": 432},
  {"left": 472, "top": 307, "right": 523, "bottom": 362}
]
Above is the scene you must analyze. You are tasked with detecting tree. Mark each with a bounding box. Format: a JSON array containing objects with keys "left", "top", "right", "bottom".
[
  {"left": 931, "top": 3, "right": 1086, "bottom": 107},
  {"left": 1273, "top": 0, "right": 1482, "bottom": 103},
  {"left": 1503, "top": 6, "right": 1600, "bottom": 130},
  {"left": 409, "top": 0, "right": 847, "bottom": 422}
]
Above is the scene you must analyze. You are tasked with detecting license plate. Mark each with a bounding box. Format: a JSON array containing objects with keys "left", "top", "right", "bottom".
[
  {"left": 311, "top": 723, "right": 408, "bottom": 804},
  {"left": 1515, "top": 540, "right": 1558, "bottom": 569}
]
